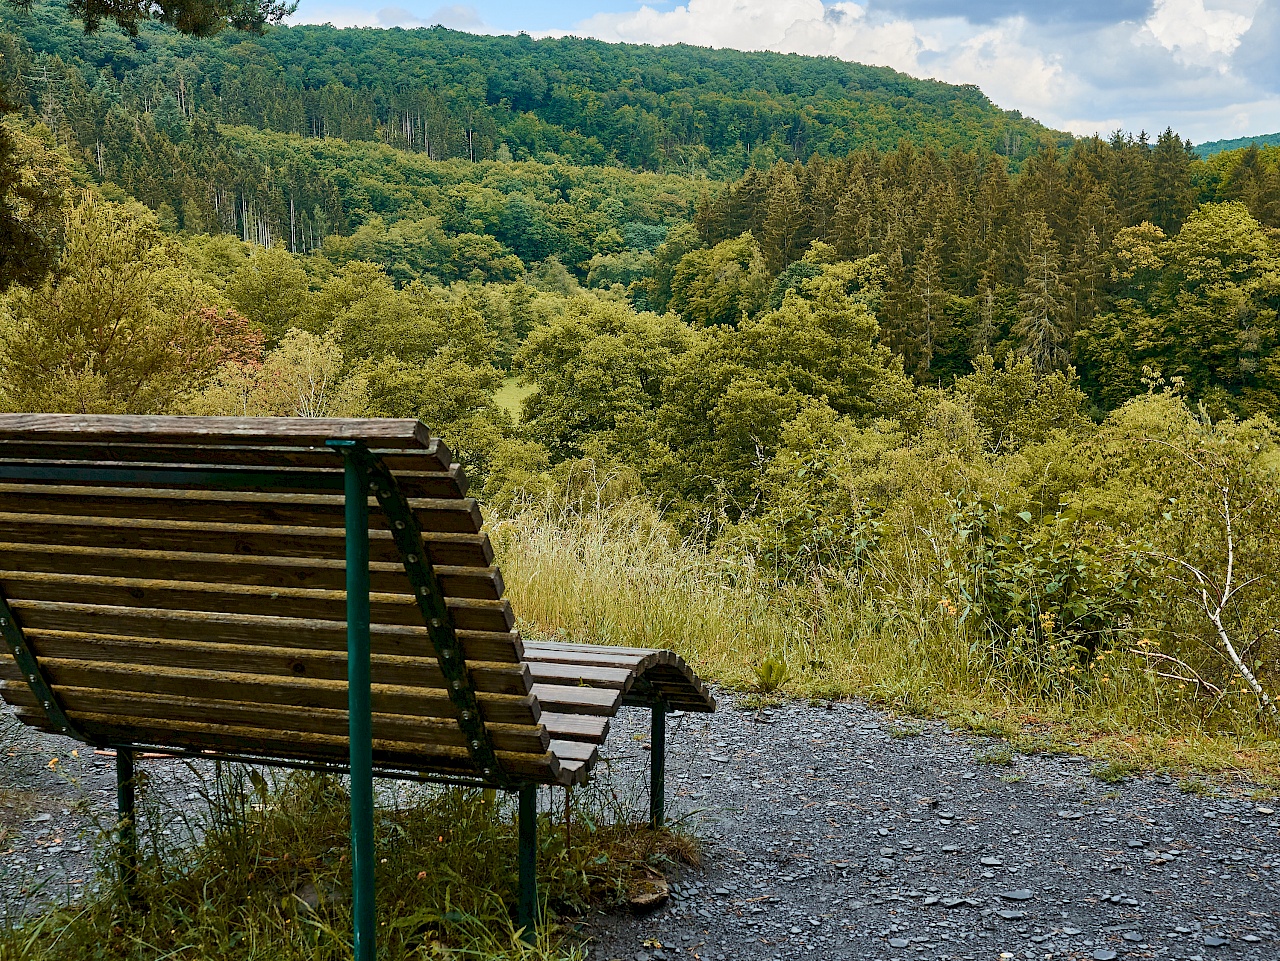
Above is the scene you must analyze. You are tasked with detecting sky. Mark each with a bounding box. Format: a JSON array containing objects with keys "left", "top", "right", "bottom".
[{"left": 292, "top": 1, "right": 1280, "bottom": 145}]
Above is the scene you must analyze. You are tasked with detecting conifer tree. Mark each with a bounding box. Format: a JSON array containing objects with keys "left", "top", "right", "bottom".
[
  {"left": 969, "top": 249, "right": 1004, "bottom": 359},
  {"left": 1148, "top": 127, "right": 1194, "bottom": 234},
  {"left": 909, "top": 234, "right": 948, "bottom": 378},
  {"left": 1015, "top": 215, "right": 1071, "bottom": 371},
  {"left": 762, "top": 164, "right": 807, "bottom": 272},
  {"left": 0, "top": 82, "right": 69, "bottom": 291}
]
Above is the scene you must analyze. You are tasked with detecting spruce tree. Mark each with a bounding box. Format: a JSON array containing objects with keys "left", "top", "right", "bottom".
[
  {"left": 1148, "top": 127, "right": 1194, "bottom": 234},
  {"left": 909, "top": 234, "right": 948, "bottom": 378},
  {"left": 762, "top": 165, "right": 807, "bottom": 272},
  {"left": 1015, "top": 215, "right": 1071, "bottom": 371}
]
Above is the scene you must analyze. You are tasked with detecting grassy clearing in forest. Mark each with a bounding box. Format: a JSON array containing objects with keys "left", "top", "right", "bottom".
[
  {"left": 494, "top": 377, "right": 535, "bottom": 423},
  {"left": 0, "top": 769, "right": 695, "bottom": 961},
  {"left": 493, "top": 500, "right": 1280, "bottom": 785}
]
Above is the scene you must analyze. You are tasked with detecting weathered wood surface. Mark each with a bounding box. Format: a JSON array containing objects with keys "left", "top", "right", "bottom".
[
  {"left": 0, "top": 415, "right": 714, "bottom": 788},
  {"left": 0, "top": 414, "right": 439, "bottom": 450},
  {"left": 0, "top": 657, "right": 540, "bottom": 725},
  {"left": 0, "top": 485, "right": 485, "bottom": 534},
  {"left": 523, "top": 642, "right": 715, "bottom": 713},
  {"left": 0, "top": 516, "right": 496, "bottom": 567},
  {"left": 0, "top": 545, "right": 503, "bottom": 598}
]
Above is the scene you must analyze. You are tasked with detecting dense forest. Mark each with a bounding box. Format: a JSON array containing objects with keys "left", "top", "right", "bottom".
[
  {"left": 1, "top": 7, "right": 1278, "bottom": 961},
  {"left": 693, "top": 136, "right": 1280, "bottom": 414},
  {"left": 0, "top": 4, "right": 1278, "bottom": 745}
]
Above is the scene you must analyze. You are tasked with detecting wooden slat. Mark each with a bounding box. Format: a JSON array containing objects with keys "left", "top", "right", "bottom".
[
  {"left": 0, "top": 415, "right": 440, "bottom": 451},
  {"left": 556, "top": 759, "right": 587, "bottom": 783},
  {"left": 530, "top": 684, "right": 621, "bottom": 717},
  {"left": 0, "top": 515, "right": 494, "bottom": 566},
  {"left": 524, "top": 641, "right": 715, "bottom": 712},
  {"left": 1, "top": 684, "right": 548, "bottom": 754},
  {"left": 446, "top": 598, "right": 515, "bottom": 632},
  {"left": 0, "top": 545, "right": 506, "bottom": 599},
  {"left": 0, "top": 657, "right": 540, "bottom": 725},
  {"left": 6, "top": 603, "right": 524, "bottom": 663},
  {"left": 0, "top": 486, "right": 485, "bottom": 534},
  {"left": 549, "top": 739, "right": 598, "bottom": 765},
  {"left": 0, "top": 440, "right": 450, "bottom": 472},
  {"left": 0, "top": 464, "right": 466, "bottom": 500},
  {"left": 526, "top": 662, "right": 632, "bottom": 689},
  {"left": 539, "top": 712, "right": 610, "bottom": 744},
  {"left": 0, "top": 572, "right": 513, "bottom": 630},
  {"left": 18, "top": 633, "right": 533, "bottom": 696},
  {"left": 523, "top": 639, "right": 669, "bottom": 658},
  {"left": 455, "top": 631, "right": 524, "bottom": 664},
  {"left": 8, "top": 707, "right": 574, "bottom": 783},
  {"left": 0, "top": 573, "right": 419, "bottom": 626},
  {"left": 522, "top": 644, "right": 670, "bottom": 668}
]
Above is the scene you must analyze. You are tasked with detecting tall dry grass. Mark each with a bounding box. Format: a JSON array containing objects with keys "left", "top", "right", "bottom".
[{"left": 492, "top": 491, "right": 1280, "bottom": 776}]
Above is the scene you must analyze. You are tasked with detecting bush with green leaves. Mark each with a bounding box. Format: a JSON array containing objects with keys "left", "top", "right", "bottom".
[{"left": 943, "top": 496, "right": 1155, "bottom": 696}]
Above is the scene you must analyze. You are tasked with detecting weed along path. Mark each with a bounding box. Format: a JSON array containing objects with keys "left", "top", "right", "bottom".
[
  {"left": 2, "top": 698, "right": 1279, "bottom": 960},
  {"left": 589, "top": 696, "right": 1280, "bottom": 961}
]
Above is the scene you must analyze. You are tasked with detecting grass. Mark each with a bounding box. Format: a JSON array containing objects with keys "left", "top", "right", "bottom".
[
  {"left": 1091, "top": 760, "right": 1138, "bottom": 784},
  {"left": 491, "top": 494, "right": 1280, "bottom": 781},
  {"left": 975, "top": 745, "right": 1015, "bottom": 766},
  {"left": 1179, "top": 777, "right": 1218, "bottom": 797},
  {"left": 0, "top": 769, "right": 695, "bottom": 961},
  {"left": 886, "top": 724, "right": 925, "bottom": 739},
  {"left": 494, "top": 377, "right": 536, "bottom": 423}
]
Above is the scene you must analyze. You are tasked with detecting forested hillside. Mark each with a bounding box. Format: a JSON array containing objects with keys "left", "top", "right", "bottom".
[
  {"left": 0, "top": 0, "right": 1054, "bottom": 173},
  {"left": 1, "top": 3, "right": 1278, "bottom": 768},
  {"left": 1194, "top": 131, "right": 1280, "bottom": 158}
]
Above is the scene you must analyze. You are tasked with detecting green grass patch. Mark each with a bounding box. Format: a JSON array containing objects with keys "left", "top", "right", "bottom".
[
  {"left": 494, "top": 377, "right": 535, "bottom": 423},
  {"left": 974, "top": 745, "right": 1015, "bottom": 766},
  {"left": 1179, "top": 777, "right": 1218, "bottom": 797},
  {"left": 0, "top": 769, "right": 695, "bottom": 961},
  {"left": 1090, "top": 760, "right": 1138, "bottom": 784}
]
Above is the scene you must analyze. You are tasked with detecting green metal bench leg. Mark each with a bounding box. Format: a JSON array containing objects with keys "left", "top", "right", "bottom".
[
  {"left": 517, "top": 784, "right": 537, "bottom": 942},
  {"left": 341, "top": 449, "right": 377, "bottom": 961},
  {"left": 650, "top": 702, "right": 666, "bottom": 829},
  {"left": 115, "top": 747, "right": 137, "bottom": 896}
]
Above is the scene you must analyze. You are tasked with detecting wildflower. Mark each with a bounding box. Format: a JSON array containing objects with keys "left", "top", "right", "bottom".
[{"left": 47, "top": 757, "right": 58, "bottom": 770}]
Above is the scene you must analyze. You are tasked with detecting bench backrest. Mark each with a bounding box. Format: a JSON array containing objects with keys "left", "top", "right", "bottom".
[{"left": 0, "top": 415, "right": 572, "bottom": 785}]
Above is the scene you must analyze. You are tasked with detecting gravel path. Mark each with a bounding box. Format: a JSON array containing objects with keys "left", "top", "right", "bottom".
[
  {"left": 587, "top": 696, "right": 1279, "bottom": 961},
  {"left": 4, "top": 695, "right": 1279, "bottom": 960}
]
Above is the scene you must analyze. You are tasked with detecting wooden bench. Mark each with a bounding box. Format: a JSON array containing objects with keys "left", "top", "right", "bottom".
[{"left": 0, "top": 414, "right": 715, "bottom": 956}]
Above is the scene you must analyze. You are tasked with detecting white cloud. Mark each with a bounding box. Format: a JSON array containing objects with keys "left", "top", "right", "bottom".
[
  {"left": 936, "top": 21, "right": 1068, "bottom": 117},
  {"left": 1142, "top": 0, "right": 1257, "bottom": 66},
  {"left": 581, "top": 1, "right": 925, "bottom": 69}
]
